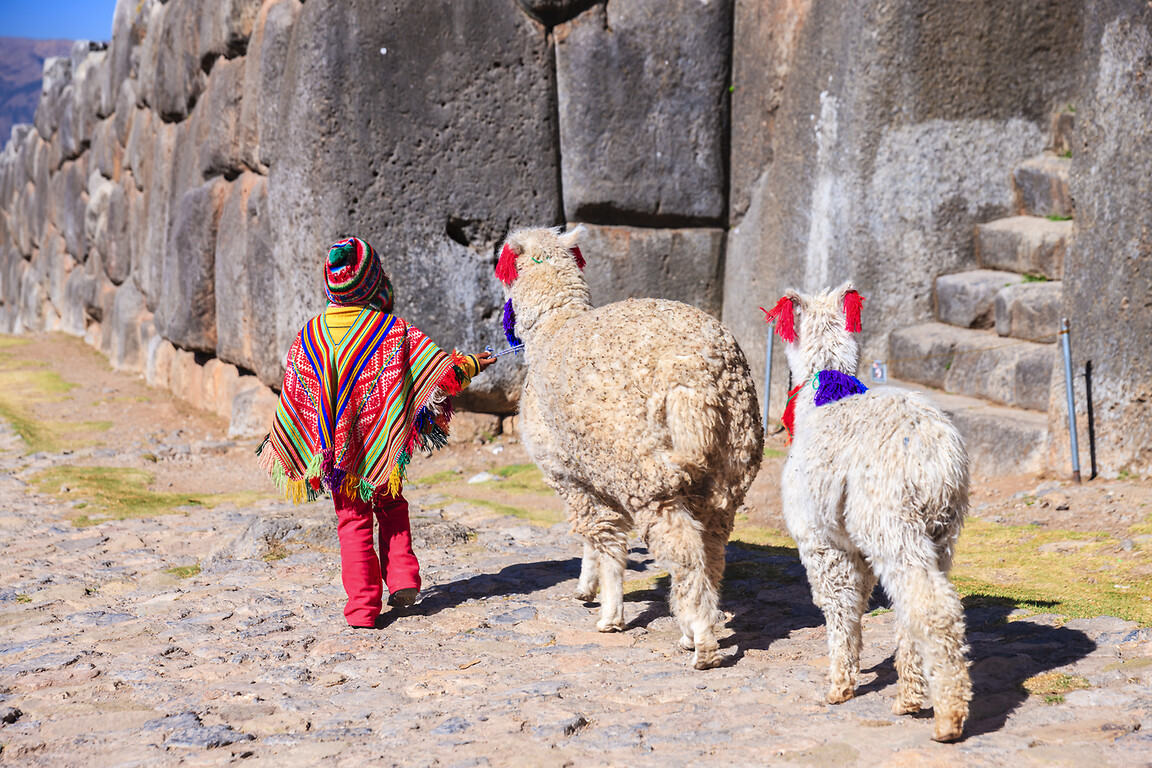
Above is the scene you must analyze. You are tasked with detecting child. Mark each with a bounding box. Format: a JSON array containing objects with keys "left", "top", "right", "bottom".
[{"left": 258, "top": 237, "right": 495, "bottom": 628}]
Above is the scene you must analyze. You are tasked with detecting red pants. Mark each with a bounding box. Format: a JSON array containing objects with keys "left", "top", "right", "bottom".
[{"left": 334, "top": 489, "right": 421, "bottom": 627}]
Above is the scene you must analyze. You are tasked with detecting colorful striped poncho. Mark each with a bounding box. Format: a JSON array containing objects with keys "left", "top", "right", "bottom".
[{"left": 258, "top": 306, "right": 473, "bottom": 504}]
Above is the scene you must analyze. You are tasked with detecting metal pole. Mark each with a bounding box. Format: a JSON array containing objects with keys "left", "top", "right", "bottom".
[
  {"left": 761, "top": 322, "right": 774, "bottom": 435},
  {"left": 1085, "top": 360, "right": 1097, "bottom": 480},
  {"left": 1060, "top": 318, "right": 1081, "bottom": 483}
]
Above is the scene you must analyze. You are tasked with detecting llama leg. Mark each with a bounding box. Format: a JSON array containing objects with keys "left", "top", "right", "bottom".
[
  {"left": 886, "top": 566, "right": 971, "bottom": 742},
  {"left": 575, "top": 539, "right": 600, "bottom": 602},
  {"left": 798, "top": 543, "right": 871, "bottom": 703},
  {"left": 642, "top": 502, "right": 721, "bottom": 670},
  {"left": 892, "top": 619, "right": 927, "bottom": 715},
  {"left": 594, "top": 528, "right": 628, "bottom": 632}
]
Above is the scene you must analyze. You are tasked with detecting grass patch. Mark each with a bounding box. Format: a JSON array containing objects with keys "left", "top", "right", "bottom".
[
  {"left": 1022, "top": 671, "right": 1089, "bottom": 704},
  {"left": 1045, "top": 214, "right": 1073, "bottom": 222},
  {"left": 450, "top": 496, "right": 564, "bottom": 527},
  {"left": 493, "top": 463, "right": 554, "bottom": 495},
  {"left": 32, "top": 466, "right": 254, "bottom": 527},
  {"left": 163, "top": 564, "right": 201, "bottom": 579},
  {"left": 764, "top": 447, "right": 787, "bottom": 459},
  {"left": 1022, "top": 272, "right": 1050, "bottom": 282},
  {"left": 730, "top": 517, "right": 798, "bottom": 559},
  {"left": 262, "top": 543, "right": 288, "bottom": 562},
  {"left": 624, "top": 572, "right": 670, "bottom": 602},
  {"left": 951, "top": 517, "right": 1152, "bottom": 625},
  {"left": 413, "top": 469, "right": 464, "bottom": 486},
  {"left": 0, "top": 365, "right": 111, "bottom": 453},
  {"left": 15, "top": 594, "right": 31, "bottom": 603}
]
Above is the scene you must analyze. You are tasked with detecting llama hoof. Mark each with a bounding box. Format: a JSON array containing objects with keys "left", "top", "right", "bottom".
[
  {"left": 931, "top": 712, "right": 966, "bottom": 743},
  {"left": 678, "top": 634, "right": 694, "bottom": 652},
  {"left": 692, "top": 649, "right": 721, "bottom": 670},
  {"left": 826, "top": 684, "right": 855, "bottom": 705},
  {"left": 574, "top": 590, "right": 597, "bottom": 603},
  {"left": 596, "top": 619, "right": 625, "bottom": 633},
  {"left": 891, "top": 698, "right": 922, "bottom": 716}
]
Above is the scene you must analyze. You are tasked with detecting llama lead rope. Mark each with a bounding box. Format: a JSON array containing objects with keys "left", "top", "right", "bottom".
[{"left": 485, "top": 344, "right": 524, "bottom": 359}]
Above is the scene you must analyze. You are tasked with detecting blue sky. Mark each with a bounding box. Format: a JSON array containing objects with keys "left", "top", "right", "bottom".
[{"left": 0, "top": 0, "right": 120, "bottom": 41}]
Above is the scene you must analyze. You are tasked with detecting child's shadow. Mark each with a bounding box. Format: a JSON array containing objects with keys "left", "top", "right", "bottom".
[{"left": 400, "top": 556, "right": 583, "bottom": 618}]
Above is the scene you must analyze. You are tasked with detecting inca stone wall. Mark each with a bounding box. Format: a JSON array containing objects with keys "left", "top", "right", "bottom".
[{"left": 0, "top": 0, "right": 1149, "bottom": 474}]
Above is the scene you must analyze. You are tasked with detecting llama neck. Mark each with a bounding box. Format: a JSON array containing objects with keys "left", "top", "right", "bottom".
[{"left": 514, "top": 275, "right": 592, "bottom": 347}]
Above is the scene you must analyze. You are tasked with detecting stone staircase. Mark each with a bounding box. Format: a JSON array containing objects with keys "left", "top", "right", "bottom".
[{"left": 887, "top": 112, "right": 1076, "bottom": 478}]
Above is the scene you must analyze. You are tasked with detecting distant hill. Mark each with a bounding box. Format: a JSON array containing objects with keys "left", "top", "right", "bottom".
[{"left": 0, "top": 37, "right": 74, "bottom": 145}]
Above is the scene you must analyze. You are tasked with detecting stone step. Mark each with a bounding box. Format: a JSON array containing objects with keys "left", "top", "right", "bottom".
[
  {"left": 889, "top": 322, "right": 1054, "bottom": 411},
  {"left": 995, "top": 280, "right": 1063, "bottom": 343},
  {"left": 975, "top": 215, "right": 1070, "bottom": 279},
  {"left": 886, "top": 379, "right": 1048, "bottom": 478},
  {"left": 1013, "top": 155, "right": 1073, "bottom": 218},
  {"left": 935, "top": 269, "right": 1023, "bottom": 329}
]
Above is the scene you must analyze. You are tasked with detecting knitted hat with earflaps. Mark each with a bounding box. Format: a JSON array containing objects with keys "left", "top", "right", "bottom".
[{"left": 325, "top": 237, "right": 395, "bottom": 312}]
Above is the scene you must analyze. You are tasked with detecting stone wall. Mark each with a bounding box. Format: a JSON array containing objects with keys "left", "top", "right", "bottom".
[{"left": 0, "top": 0, "right": 1149, "bottom": 474}]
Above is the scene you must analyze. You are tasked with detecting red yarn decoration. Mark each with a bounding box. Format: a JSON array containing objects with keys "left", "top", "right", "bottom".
[
  {"left": 843, "top": 290, "right": 864, "bottom": 333},
  {"left": 572, "top": 245, "right": 585, "bottom": 271},
  {"left": 760, "top": 297, "right": 796, "bottom": 343},
  {"left": 781, "top": 381, "right": 803, "bottom": 444},
  {"left": 495, "top": 243, "right": 518, "bottom": 285}
]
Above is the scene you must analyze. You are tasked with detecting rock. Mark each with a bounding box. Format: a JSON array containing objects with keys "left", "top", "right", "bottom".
[
  {"left": 0, "top": 706, "right": 22, "bottom": 725},
  {"left": 1057, "top": 9, "right": 1152, "bottom": 477},
  {"left": 935, "top": 270, "right": 1023, "bottom": 329},
  {"left": 515, "top": 0, "right": 597, "bottom": 26},
  {"left": 68, "top": 43, "right": 107, "bottom": 154},
  {"left": 112, "top": 79, "right": 136, "bottom": 148},
  {"left": 101, "top": 280, "right": 154, "bottom": 372},
  {"left": 576, "top": 224, "right": 724, "bottom": 315},
  {"left": 145, "top": 334, "right": 177, "bottom": 390},
  {"left": 247, "top": 0, "right": 302, "bottom": 170},
  {"left": 134, "top": 0, "right": 167, "bottom": 110},
  {"left": 214, "top": 173, "right": 281, "bottom": 386},
  {"left": 167, "top": 724, "right": 254, "bottom": 749},
  {"left": 198, "top": 0, "right": 262, "bottom": 65},
  {"left": 105, "top": 0, "right": 146, "bottom": 113},
  {"left": 228, "top": 377, "right": 278, "bottom": 439},
  {"left": 48, "top": 158, "right": 88, "bottom": 260},
  {"left": 201, "top": 357, "right": 241, "bottom": 421},
  {"left": 197, "top": 56, "right": 247, "bottom": 179},
  {"left": 1013, "top": 155, "right": 1073, "bottom": 218},
  {"left": 85, "top": 172, "right": 131, "bottom": 285},
  {"left": 975, "top": 215, "right": 1071, "bottom": 279},
  {"left": 88, "top": 118, "right": 122, "bottom": 183},
  {"left": 994, "top": 280, "right": 1063, "bottom": 342},
  {"left": 169, "top": 348, "right": 205, "bottom": 410},
  {"left": 155, "top": 177, "right": 228, "bottom": 352},
  {"left": 268, "top": 0, "right": 560, "bottom": 413},
  {"left": 468, "top": 472, "right": 500, "bottom": 485},
  {"left": 152, "top": 0, "right": 207, "bottom": 122},
  {"left": 34, "top": 56, "right": 72, "bottom": 144},
  {"left": 555, "top": 0, "right": 732, "bottom": 224}
]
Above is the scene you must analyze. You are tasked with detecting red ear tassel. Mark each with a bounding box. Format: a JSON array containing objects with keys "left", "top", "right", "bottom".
[
  {"left": 495, "top": 244, "right": 518, "bottom": 285},
  {"left": 571, "top": 245, "right": 585, "bottom": 271},
  {"left": 760, "top": 296, "right": 796, "bottom": 343},
  {"left": 843, "top": 290, "right": 864, "bottom": 333}
]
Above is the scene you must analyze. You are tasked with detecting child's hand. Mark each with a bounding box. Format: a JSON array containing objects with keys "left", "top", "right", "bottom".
[{"left": 475, "top": 351, "right": 497, "bottom": 370}]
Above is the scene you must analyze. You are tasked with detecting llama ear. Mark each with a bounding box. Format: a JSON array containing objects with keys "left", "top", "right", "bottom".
[
  {"left": 558, "top": 226, "right": 586, "bottom": 270},
  {"left": 760, "top": 295, "right": 797, "bottom": 344},
  {"left": 842, "top": 289, "right": 864, "bottom": 333},
  {"left": 571, "top": 245, "right": 585, "bottom": 270},
  {"left": 495, "top": 242, "right": 519, "bottom": 285}
]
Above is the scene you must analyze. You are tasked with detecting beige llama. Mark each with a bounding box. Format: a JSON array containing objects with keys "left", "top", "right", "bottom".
[
  {"left": 496, "top": 226, "right": 763, "bottom": 669},
  {"left": 764, "top": 283, "right": 972, "bottom": 741}
]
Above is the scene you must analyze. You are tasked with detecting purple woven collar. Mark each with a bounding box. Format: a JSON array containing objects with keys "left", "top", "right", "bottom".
[{"left": 813, "top": 369, "right": 868, "bottom": 406}]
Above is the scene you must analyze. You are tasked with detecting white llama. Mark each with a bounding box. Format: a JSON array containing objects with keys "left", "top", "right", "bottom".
[
  {"left": 764, "top": 283, "right": 972, "bottom": 741},
  {"left": 497, "top": 226, "right": 763, "bottom": 669}
]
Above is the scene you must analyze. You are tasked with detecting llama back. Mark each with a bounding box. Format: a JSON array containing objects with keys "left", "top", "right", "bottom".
[{"left": 529, "top": 297, "right": 762, "bottom": 503}]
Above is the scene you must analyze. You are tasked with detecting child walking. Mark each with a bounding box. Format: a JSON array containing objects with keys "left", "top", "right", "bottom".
[{"left": 258, "top": 237, "right": 495, "bottom": 628}]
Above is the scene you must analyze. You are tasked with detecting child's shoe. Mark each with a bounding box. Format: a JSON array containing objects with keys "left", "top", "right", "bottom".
[{"left": 387, "top": 588, "right": 418, "bottom": 608}]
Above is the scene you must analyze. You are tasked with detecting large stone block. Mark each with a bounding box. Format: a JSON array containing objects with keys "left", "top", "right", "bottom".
[
  {"left": 89, "top": 118, "right": 123, "bottom": 182},
  {"left": 935, "top": 269, "right": 1022, "bottom": 329},
  {"left": 49, "top": 159, "right": 89, "bottom": 260},
  {"left": 169, "top": 348, "right": 205, "bottom": 410},
  {"left": 556, "top": 0, "right": 732, "bottom": 225},
  {"left": 199, "top": 0, "right": 262, "bottom": 65},
  {"left": 34, "top": 56, "right": 72, "bottom": 142},
  {"left": 106, "top": 0, "right": 148, "bottom": 112},
  {"left": 214, "top": 173, "right": 281, "bottom": 386},
  {"left": 136, "top": 0, "right": 168, "bottom": 109},
  {"left": 85, "top": 171, "right": 131, "bottom": 284},
  {"left": 994, "top": 281, "right": 1063, "bottom": 343},
  {"left": 229, "top": 376, "right": 279, "bottom": 439},
  {"left": 197, "top": 57, "right": 247, "bottom": 179},
  {"left": 890, "top": 322, "right": 1054, "bottom": 411},
  {"left": 155, "top": 177, "right": 228, "bottom": 351},
  {"left": 269, "top": 0, "right": 562, "bottom": 412},
  {"left": 201, "top": 357, "right": 242, "bottom": 420},
  {"left": 123, "top": 106, "right": 153, "bottom": 191},
  {"left": 113, "top": 79, "right": 137, "bottom": 148},
  {"left": 134, "top": 118, "right": 177, "bottom": 307},
  {"left": 1055, "top": 4, "right": 1152, "bottom": 476},
  {"left": 575, "top": 224, "right": 724, "bottom": 315},
  {"left": 1013, "top": 155, "right": 1073, "bottom": 218},
  {"left": 153, "top": 0, "right": 208, "bottom": 121},
  {"left": 722, "top": 0, "right": 1081, "bottom": 416},
  {"left": 145, "top": 334, "right": 177, "bottom": 390},
  {"left": 70, "top": 43, "right": 107, "bottom": 150},
  {"left": 243, "top": 0, "right": 302, "bottom": 171},
  {"left": 101, "top": 279, "right": 154, "bottom": 372},
  {"left": 975, "top": 215, "right": 1070, "bottom": 279}
]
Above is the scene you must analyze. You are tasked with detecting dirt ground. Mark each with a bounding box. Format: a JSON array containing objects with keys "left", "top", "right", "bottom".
[{"left": 2, "top": 333, "right": 1151, "bottom": 765}]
